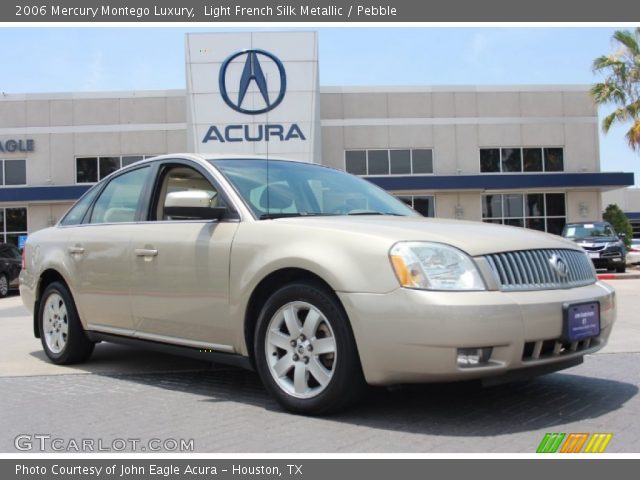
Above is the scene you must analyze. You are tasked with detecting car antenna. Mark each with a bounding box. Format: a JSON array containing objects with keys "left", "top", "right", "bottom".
[{"left": 266, "top": 72, "right": 270, "bottom": 215}]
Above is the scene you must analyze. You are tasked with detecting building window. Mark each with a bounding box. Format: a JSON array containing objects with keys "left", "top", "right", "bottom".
[
  {"left": 523, "top": 148, "right": 542, "bottom": 172},
  {"left": 395, "top": 195, "right": 435, "bottom": 217},
  {"left": 482, "top": 193, "right": 566, "bottom": 235},
  {"left": 544, "top": 148, "right": 564, "bottom": 172},
  {"left": 99, "top": 157, "right": 120, "bottom": 179},
  {"left": 1, "top": 159, "right": 27, "bottom": 186},
  {"left": 75, "top": 155, "right": 156, "bottom": 184},
  {"left": 480, "top": 148, "right": 563, "bottom": 173},
  {"left": 345, "top": 149, "right": 433, "bottom": 176},
  {"left": 390, "top": 150, "right": 410, "bottom": 174},
  {"left": 368, "top": 150, "right": 389, "bottom": 175},
  {"left": 0, "top": 207, "right": 28, "bottom": 246}
]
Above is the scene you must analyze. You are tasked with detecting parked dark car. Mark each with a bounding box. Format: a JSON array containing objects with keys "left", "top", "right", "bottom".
[
  {"left": 0, "top": 243, "right": 22, "bottom": 297},
  {"left": 562, "top": 221, "right": 626, "bottom": 273}
]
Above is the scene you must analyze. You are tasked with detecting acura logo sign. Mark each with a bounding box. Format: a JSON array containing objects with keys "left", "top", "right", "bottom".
[
  {"left": 549, "top": 254, "right": 569, "bottom": 278},
  {"left": 219, "top": 49, "right": 287, "bottom": 115},
  {"left": 203, "top": 47, "right": 305, "bottom": 144}
]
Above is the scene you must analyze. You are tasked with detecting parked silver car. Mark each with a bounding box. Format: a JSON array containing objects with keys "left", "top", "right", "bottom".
[
  {"left": 20, "top": 155, "right": 616, "bottom": 414},
  {"left": 627, "top": 239, "right": 640, "bottom": 265}
]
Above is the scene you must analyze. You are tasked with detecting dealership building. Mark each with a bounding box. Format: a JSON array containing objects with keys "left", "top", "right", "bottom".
[{"left": 0, "top": 31, "right": 634, "bottom": 247}]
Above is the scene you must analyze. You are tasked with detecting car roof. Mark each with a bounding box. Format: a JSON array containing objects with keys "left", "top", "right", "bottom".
[
  {"left": 203, "top": 154, "right": 300, "bottom": 163},
  {"left": 135, "top": 154, "right": 317, "bottom": 170}
]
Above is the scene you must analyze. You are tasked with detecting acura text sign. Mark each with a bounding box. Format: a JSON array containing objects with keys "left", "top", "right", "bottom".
[{"left": 185, "top": 32, "right": 321, "bottom": 162}]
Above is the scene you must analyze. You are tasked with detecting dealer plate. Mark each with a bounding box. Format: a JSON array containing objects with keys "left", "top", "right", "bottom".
[{"left": 562, "top": 302, "right": 600, "bottom": 343}]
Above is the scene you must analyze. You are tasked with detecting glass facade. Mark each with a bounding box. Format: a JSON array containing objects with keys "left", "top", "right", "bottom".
[
  {"left": 1, "top": 207, "right": 28, "bottom": 246},
  {"left": 482, "top": 193, "right": 566, "bottom": 235},
  {"left": 1, "top": 160, "right": 26, "bottom": 186},
  {"left": 346, "top": 149, "right": 433, "bottom": 176},
  {"left": 480, "top": 147, "right": 564, "bottom": 173}
]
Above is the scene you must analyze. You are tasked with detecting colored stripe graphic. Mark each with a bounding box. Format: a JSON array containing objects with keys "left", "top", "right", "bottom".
[
  {"left": 536, "top": 433, "right": 566, "bottom": 453},
  {"left": 560, "top": 433, "right": 589, "bottom": 453},
  {"left": 584, "top": 433, "right": 613, "bottom": 453},
  {"left": 537, "top": 433, "right": 613, "bottom": 453}
]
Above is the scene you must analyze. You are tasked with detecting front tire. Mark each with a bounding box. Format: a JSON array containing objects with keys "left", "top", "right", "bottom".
[
  {"left": 254, "top": 282, "right": 366, "bottom": 415},
  {"left": 38, "top": 281, "right": 94, "bottom": 364}
]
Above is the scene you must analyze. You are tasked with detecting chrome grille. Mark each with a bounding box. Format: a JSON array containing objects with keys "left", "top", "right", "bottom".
[
  {"left": 582, "top": 245, "right": 605, "bottom": 252},
  {"left": 484, "top": 249, "right": 596, "bottom": 291}
]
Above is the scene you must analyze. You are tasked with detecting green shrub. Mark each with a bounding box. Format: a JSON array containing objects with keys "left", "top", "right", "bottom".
[{"left": 603, "top": 203, "right": 633, "bottom": 248}]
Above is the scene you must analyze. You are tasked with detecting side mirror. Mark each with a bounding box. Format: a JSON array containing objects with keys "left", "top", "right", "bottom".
[{"left": 163, "top": 190, "right": 227, "bottom": 220}]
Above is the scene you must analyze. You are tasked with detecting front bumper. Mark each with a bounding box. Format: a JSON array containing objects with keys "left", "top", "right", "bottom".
[
  {"left": 338, "top": 281, "right": 615, "bottom": 386},
  {"left": 585, "top": 249, "right": 625, "bottom": 269},
  {"left": 591, "top": 255, "right": 625, "bottom": 269}
]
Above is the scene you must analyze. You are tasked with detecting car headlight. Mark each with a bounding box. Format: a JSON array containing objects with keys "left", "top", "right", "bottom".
[{"left": 389, "top": 242, "right": 486, "bottom": 291}]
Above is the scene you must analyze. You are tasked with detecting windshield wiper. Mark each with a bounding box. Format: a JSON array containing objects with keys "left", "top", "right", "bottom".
[
  {"left": 347, "top": 211, "right": 404, "bottom": 216},
  {"left": 259, "top": 212, "right": 332, "bottom": 220},
  {"left": 259, "top": 211, "right": 406, "bottom": 219}
]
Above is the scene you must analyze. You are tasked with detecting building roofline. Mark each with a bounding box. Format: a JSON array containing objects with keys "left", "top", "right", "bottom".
[
  {"left": 320, "top": 85, "right": 593, "bottom": 94},
  {"left": 0, "top": 84, "right": 593, "bottom": 102},
  {"left": 0, "top": 89, "right": 186, "bottom": 101}
]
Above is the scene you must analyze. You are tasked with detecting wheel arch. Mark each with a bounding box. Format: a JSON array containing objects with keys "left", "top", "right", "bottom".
[
  {"left": 33, "top": 269, "right": 72, "bottom": 338},
  {"left": 243, "top": 267, "right": 350, "bottom": 368}
]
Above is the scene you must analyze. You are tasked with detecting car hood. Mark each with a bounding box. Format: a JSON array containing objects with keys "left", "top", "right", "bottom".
[{"left": 268, "top": 215, "right": 580, "bottom": 256}]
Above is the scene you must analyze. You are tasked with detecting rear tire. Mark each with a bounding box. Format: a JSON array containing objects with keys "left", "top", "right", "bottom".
[
  {"left": 254, "top": 282, "right": 366, "bottom": 415},
  {"left": 38, "top": 281, "right": 94, "bottom": 364}
]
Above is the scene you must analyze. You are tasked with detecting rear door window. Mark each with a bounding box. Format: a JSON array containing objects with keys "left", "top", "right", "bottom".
[{"left": 89, "top": 167, "right": 151, "bottom": 224}]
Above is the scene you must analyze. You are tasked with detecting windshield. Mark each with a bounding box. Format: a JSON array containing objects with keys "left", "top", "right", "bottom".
[
  {"left": 563, "top": 224, "right": 616, "bottom": 239},
  {"left": 211, "top": 159, "right": 417, "bottom": 219}
]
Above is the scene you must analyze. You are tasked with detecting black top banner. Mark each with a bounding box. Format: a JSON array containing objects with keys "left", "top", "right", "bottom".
[{"left": 3, "top": 0, "right": 640, "bottom": 22}]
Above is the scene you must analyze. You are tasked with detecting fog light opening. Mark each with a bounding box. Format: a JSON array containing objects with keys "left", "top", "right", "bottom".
[{"left": 457, "top": 347, "right": 493, "bottom": 368}]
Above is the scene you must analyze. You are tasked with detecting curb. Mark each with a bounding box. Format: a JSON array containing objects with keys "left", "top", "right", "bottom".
[{"left": 597, "top": 273, "right": 640, "bottom": 280}]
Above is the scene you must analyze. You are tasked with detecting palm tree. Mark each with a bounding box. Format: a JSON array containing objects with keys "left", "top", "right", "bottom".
[{"left": 591, "top": 28, "right": 640, "bottom": 151}]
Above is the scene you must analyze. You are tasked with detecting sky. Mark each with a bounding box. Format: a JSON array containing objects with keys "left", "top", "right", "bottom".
[{"left": 0, "top": 26, "right": 638, "bottom": 185}]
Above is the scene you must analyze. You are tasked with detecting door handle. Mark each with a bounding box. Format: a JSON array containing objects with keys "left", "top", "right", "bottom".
[
  {"left": 67, "top": 246, "right": 85, "bottom": 255},
  {"left": 134, "top": 248, "right": 158, "bottom": 257}
]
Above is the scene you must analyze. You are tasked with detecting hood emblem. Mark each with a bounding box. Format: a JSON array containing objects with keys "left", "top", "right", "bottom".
[{"left": 549, "top": 254, "right": 569, "bottom": 278}]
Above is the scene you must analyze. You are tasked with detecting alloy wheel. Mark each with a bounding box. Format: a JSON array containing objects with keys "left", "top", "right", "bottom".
[
  {"left": 0, "top": 275, "right": 7, "bottom": 297},
  {"left": 43, "top": 293, "right": 69, "bottom": 354},
  {"left": 265, "top": 301, "right": 337, "bottom": 399}
]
